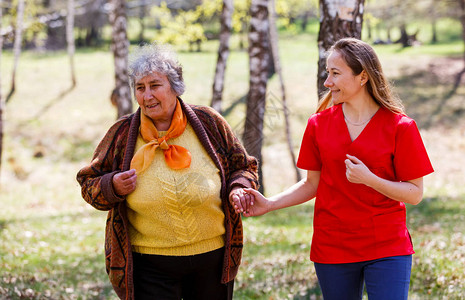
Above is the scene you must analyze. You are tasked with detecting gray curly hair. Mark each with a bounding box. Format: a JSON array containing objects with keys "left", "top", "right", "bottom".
[{"left": 128, "top": 43, "right": 185, "bottom": 96}]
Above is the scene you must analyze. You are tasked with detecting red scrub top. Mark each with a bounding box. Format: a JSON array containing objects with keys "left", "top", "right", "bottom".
[{"left": 297, "top": 104, "right": 434, "bottom": 264}]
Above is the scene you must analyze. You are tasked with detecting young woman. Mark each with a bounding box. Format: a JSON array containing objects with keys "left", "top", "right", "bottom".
[{"left": 233, "top": 38, "right": 433, "bottom": 300}]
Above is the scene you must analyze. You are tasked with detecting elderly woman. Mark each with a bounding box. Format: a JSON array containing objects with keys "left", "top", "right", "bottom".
[{"left": 77, "top": 43, "right": 258, "bottom": 300}]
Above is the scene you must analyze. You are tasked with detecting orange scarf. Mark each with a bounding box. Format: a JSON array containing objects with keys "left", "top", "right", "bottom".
[{"left": 131, "top": 101, "right": 191, "bottom": 174}]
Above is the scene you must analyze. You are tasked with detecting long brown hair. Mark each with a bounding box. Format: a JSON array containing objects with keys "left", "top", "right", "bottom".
[{"left": 316, "top": 38, "right": 404, "bottom": 114}]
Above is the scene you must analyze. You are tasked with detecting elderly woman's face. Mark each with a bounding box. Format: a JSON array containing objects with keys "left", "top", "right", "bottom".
[{"left": 135, "top": 72, "right": 178, "bottom": 129}]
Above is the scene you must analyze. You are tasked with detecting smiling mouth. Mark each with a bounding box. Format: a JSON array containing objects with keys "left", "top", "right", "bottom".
[{"left": 146, "top": 103, "right": 159, "bottom": 108}]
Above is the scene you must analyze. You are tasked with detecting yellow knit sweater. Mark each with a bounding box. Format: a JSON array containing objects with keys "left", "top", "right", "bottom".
[{"left": 126, "top": 124, "right": 225, "bottom": 256}]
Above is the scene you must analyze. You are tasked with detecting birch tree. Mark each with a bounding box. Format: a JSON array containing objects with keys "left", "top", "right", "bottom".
[
  {"left": 211, "top": 0, "right": 234, "bottom": 113},
  {"left": 243, "top": 0, "right": 269, "bottom": 191},
  {"left": 269, "top": 0, "right": 301, "bottom": 182},
  {"left": 109, "top": 0, "right": 132, "bottom": 119},
  {"left": 317, "top": 0, "right": 365, "bottom": 97},
  {"left": 6, "top": 0, "right": 25, "bottom": 102},
  {"left": 67, "top": 0, "right": 76, "bottom": 87}
]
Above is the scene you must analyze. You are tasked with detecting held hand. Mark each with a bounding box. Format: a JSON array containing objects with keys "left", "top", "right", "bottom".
[
  {"left": 241, "top": 188, "right": 271, "bottom": 217},
  {"left": 112, "top": 169, "right": 137, "bottom": 196},
  {"left": 344, "top": 154, "right": 374, "bottom": 185},
  {"left": 230, "top": 187, "right": 254, "bottom": 214}
]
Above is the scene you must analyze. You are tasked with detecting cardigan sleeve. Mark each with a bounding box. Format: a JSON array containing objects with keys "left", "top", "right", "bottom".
[
  {"left": 76, "top": 117, "right": 130, "bottom": 211},
  {"left": 225, "top": 130, "right": 259, "bottom": 192}
]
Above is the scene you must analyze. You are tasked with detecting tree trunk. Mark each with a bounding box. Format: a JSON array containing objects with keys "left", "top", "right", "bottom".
[
  {"left": 317, "top": 0, "right": 365, "bottom": 97},
  {"left": 211, "top": 0, "right": 234, "bottom": 113},
  {"left": 83, "top": 0, "right": 105, "bottom": 47},
  {"left": 431, "top": 19, "right": 437, "bottom": 44},
  {"left": 269, "top": 0, "right": 301, "bottom": 182},
  {"left": 239, "top": 20, "right": 247, "bottom": 50},
  {"left": 138, "top": 0, "right": 147, "bottom": 44},
  {"left": 366, "top": 17, "right": 372, "bottom": 40},
  {"left": 459, "top": 0, "right": 465, "bottom": 65},
  {"left": 45, "top": 21, "right": 67, "bottom": 50},
  {"left": 243, "top": 0, "right": 269, "bottom": 192},
  {"left": 398, "top": 24, "right": 410, "bottom": 48},
  {"left": 0, "top": 0, "right": 4, "bottom": 179},
  {"left": 301, "top": 10, "right": 310, "bottom": 32},
  {"left": 67, "top": 0, "right": 77, "bottom": 87},
  {"left": 109, "top": 0, "right": 132, "bottom": 119},
  {"left": 451, "top": 0, "right": 465, "bottom": 93},
  {"left": 6, "top": 0, "right": 25, "bottom": 103}
]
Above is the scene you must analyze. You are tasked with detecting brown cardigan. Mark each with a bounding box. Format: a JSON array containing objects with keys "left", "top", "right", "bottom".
[{"left": 77, "top": 99, "right": 259, "bottom": 299}]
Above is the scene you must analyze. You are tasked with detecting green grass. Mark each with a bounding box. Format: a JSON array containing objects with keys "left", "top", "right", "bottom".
[
  {"left": 408, "top": 194, "right": 465, "bottom": 298},
  {"left": 1, "top": 31, "right": 465, "bottom": 299}
]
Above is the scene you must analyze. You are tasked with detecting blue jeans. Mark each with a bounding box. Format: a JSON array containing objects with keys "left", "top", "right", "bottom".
[{"left": 314, "top": 255, "right": 412, "bottom": 300}]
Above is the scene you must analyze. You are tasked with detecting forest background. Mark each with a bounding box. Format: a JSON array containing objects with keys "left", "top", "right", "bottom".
[{"left": 1, "top": 0, "right": 465, "bottom": 299}]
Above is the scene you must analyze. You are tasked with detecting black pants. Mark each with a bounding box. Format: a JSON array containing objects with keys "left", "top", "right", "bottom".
[{"left": 132, "top": 248, "right": 234, "bottom": 300}]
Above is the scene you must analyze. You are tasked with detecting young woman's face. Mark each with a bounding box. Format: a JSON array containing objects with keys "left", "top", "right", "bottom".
[
  {"left": 324, "top": 51, "right": 364, "bottom": 105},
  {"left": 135, "top": 72, "right": 178, "bottom": 129}
]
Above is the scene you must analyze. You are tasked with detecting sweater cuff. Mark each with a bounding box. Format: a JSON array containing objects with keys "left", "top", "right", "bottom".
[
  {"left": 229, "top": 177, "right": 254, "bottom": 191},
  {"left": 101, "top": 171, "right": 126, "bottom": 204}
]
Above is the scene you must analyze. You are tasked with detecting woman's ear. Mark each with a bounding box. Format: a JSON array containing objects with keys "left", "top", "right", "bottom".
[{"left": 360, "top": 70, "right": 368, "bottom": 86}]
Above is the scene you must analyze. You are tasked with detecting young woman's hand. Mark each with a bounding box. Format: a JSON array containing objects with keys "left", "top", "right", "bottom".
[
  {"left": 346, "top": 154, "right": 424, "bottom": 205},
  {"left": 344, "top": 154, "right": 375, "bottom": 186},
  {"left": 241, "top": 188, "right": 271, "bottom": 217}
]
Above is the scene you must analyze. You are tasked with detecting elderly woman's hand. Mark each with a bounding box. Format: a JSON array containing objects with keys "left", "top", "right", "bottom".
[
  {"left": 229, "top": 187, "right": 254, "bottom": 214},
  {"left": 112, "top": 169, "right": 137, "bottom": 196}
]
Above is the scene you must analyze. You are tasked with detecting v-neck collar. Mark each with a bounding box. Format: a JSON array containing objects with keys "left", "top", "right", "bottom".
[{"left": 337, "top": 104, "right": 382, "bottom": 144}]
